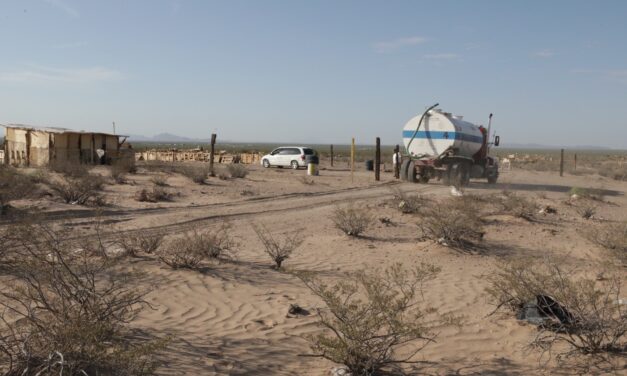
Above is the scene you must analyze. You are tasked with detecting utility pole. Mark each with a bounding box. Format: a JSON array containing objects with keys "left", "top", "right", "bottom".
[{"left": 112, "top": 121, "right": 116, "bottom": 135}]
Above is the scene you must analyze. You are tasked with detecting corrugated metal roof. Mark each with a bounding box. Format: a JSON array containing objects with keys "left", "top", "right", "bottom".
[{"left": 1, "top": 124, "right": 128, "bottom": 137}]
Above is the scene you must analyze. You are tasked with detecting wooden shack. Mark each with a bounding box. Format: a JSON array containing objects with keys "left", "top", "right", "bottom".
[{"left": 2, "top": 124, "right": 130, "bottom": 167}]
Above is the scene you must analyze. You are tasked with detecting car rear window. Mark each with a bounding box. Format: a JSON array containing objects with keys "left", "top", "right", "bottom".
[{"left": 303, "top": 148, "right": 314, "bottom": 155}]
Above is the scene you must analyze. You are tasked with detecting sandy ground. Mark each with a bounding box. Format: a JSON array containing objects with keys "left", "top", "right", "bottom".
[{"left": 4, "top": 161, "right": 627, "bottom": 375}]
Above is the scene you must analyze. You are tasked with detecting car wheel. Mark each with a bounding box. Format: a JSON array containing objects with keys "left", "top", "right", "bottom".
[
  {"left": 291, "top": 160, "right": 299, "bottom": 169},
  {"left": 262, "top": 159, "right": 270, "bottom": 168}
]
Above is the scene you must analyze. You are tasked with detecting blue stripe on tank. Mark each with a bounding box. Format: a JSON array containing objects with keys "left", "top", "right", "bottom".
[{"left": 402, "top": 130, "right": 484, "bottom": 144}]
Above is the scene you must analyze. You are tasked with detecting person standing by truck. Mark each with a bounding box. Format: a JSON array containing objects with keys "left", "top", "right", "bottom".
[{"left": 393, "top": 144, "right": 401, "bottom": 179}]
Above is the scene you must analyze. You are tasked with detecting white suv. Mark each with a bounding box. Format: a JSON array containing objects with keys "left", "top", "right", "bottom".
[{"left": 261, "top": 146, "right": 316, "bottom": 169}]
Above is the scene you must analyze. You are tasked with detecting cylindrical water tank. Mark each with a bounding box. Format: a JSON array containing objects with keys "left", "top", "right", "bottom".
[{"left": 402, "top": 110, "right": 485, "bottom": 158}]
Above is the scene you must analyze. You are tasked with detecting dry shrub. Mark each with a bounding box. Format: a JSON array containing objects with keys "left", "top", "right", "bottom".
[
  {"left": 569, "top": 187, "right": 604, "bottom": 201},
  {"left": 299, "top": 263, "right": 447, "bottom": 375},
  {"left": 49, "top": 176, "right": 106, "bottom": 206},
  {"left": 598, "top": 165, "right": 627, "bottom": 181},
  {"left": 179, "top": 166, "right": 208, "bottom": 184},
  {"left": 227, "top": 164, "right": 248, "bottom": 178},
  {"left": 0, "top": 222, "right": 161, "bottom": 375},
  {"left": 576, "top": 204, "right": 597, "bottom": 220},
  {"left": 135, "top": 185, "right": 173, "bottom": 202},
  {"left": 486, "top": 258, "right": 626, "bottom": 360},
  {"left": 419, "top": 198, "right": 484, "bottom": 250},
  {"left": 586, "top": 222, "right": 627, "bottom": 264},
  {"left": 112, "top": 158, "right": 137, "bottom": 174},
  {"left": 253, "top": 224, "right": 304, "bottom": 269},
  {"left": 500, "top": 191, "right": 537, "bottom": 220},
  {"left": 0, "top": 166, "right": 36, "bottom": 215},
  {"left": 390, "top": 187, "right": 426, "bottom": 214},
  {"left": 157, "top": 225, "right": 235, "bottom": 269},
  {"left": 332, "top": 203, "right": 373, "bottom": 237},
  {"left": 150, "top": 174, "right": 169, "bottom": 186},
  {"left": 49, "top": 160, "right": 89, "bottom": 178},
  {"left": 117, "top": 231, "right": 165, "bottom": 257}
]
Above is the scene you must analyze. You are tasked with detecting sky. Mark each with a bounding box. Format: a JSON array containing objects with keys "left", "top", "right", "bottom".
[{"left": 1, "top": 0, "right": 626, "bottom": 148}]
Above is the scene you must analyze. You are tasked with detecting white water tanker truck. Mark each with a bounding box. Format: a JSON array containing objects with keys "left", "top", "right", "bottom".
[{"left": 400, "top": 103, "right": 500, "bottom": 186}]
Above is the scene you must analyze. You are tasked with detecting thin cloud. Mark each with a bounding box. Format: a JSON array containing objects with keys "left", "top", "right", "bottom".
[
  {"left": 373, "top": 36, "right": 428, "bottom": 53},
  {"left": 0, "top": 65, "right": 122, "bottom": 84},
  {"left": 423, "top": 53, "right": 460, "bottom": 60},
  {"left": 43, "top": 0, "right": 79, "bottom": 18},
  {"left": 534, "top": 49, "right": 555, "bottom": 58}
]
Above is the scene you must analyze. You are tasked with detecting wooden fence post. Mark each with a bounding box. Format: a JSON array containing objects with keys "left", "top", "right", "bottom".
[
  {"left": 210, "top": 133, "right": 217, "bottom": 176},
  {"left": 330, "top": 144, "right": 334, "bottom": 167},
  {"left": 560, "top": 149, "right": 564, "bottom": 177},
  {"left": 351, "top": 138, "right": 355, "bottom": 183},
  {"left": 375, "top": 137, "right": 380, "bottom": 181}
]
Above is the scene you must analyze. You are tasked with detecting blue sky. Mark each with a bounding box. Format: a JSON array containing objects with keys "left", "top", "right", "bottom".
[{"left": 1, "top": 0, "right": 626, "bottom": 148}]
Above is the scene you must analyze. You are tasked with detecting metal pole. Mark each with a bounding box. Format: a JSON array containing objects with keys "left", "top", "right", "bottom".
[
  {"left": 574, "top": 153, "right": 577, "bottom": 171},
  {"left": 210, "top": 133, "right": 216, "bottom": 177},
  {"left": 375, "top": 137, "right": 380, "bottom": 181},
  {"left": 560, "top": 149, "right": 564, "bottom": 177}
]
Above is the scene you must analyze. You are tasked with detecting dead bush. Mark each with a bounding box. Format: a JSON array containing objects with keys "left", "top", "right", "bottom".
[
  {"left": 253, "top": 224, "right": 304, "bottom": 269},
  {"left": 112, "top": 158, "right": 137, "bottom": 174},
  {"left": 227, "top": 164, "right": 248, "bottom": 178},
  {"left": 486, "top": 258, "right": 626, "bottom": 360},
  {"left": 180, "top": 166, "right": 208, "bottom": 184},
  {"left": 110, "top": 159, "right": 136, "bottom": 184},
  {"left": 299, "top": 263, "right": 445, "bottom": 375},
  {"left": 500, "top": 191, "right": 537, "bottom": 220},
  {"left": 157, "top": 226, "right": 235, "bottom": 269},
  {"left": 0, "top": 222, "right": 161, "bottom": 375},
  {"left": 586, "top": 222, "right": 627, "bottom": 264},
  {"left": 117, "top": 231, "right": 165, "bottom": 257},
  {"left": 419, "top": 198, "right": 484, "bottom": 250},
  {"left": 150, "top": 174, "right": 169, "bottom": 186},
  {"left": 0, "top": 166, "right": 36, "bottom": 215},
  {"left": 49, "top": 160, "right": 89, "bottom": 178},
  {"left": 332, "top": 203, "right": 373, "bottom": 237},
  {"left": 49, "top": 176, "right": 106, "bottom": 206},
  {"left": 576, "top": 205, "right": 597, "bottom": 220},
  {"left": 569, "top": 187, "right": 604, "bottom": 201},
  {"left": 390, "top": 187, "right": 426, "bottom": 214},
  {"left": 135, "top": 185, "right": 173, "bottom": 202}
]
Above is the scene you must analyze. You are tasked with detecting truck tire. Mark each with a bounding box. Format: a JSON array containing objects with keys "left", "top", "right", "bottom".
[
  {"left": 487, "top": 173, "right": 498, "bottom": 184},
  {"left": 400, "top": 159, "right": 410, "bottom": 181},
  {"left": 449, "top": 162, "right": 470, "bottom": 187},
  {"left": 441, "top": 166, "right": 452, "bottom": 186},
  {"left": 407, "top": 161, "right": 417, "bottom": 183}
]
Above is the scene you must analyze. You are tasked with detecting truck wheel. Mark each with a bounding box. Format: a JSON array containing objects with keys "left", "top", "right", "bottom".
[
  {"left": 400, "top": 160, "right": 410, "bottom": 181},
  {"left": 442, "top": 166, "right": 452, "bottom": 185},
  {"left": 487, "top": 174, "right": 498, "bottom": 184},
  {"left": 407, "top": 161, "right": 417, "bottom": 183}
]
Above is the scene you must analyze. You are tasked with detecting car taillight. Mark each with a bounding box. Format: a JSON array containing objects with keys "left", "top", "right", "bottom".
[{"left": 301, "top": 155, "right": 305, "bottom": 160}]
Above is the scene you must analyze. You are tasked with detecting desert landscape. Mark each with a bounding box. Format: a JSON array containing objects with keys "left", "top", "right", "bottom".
[{"left": 0, "top": 152, "right": 625, "bottom": 375}]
